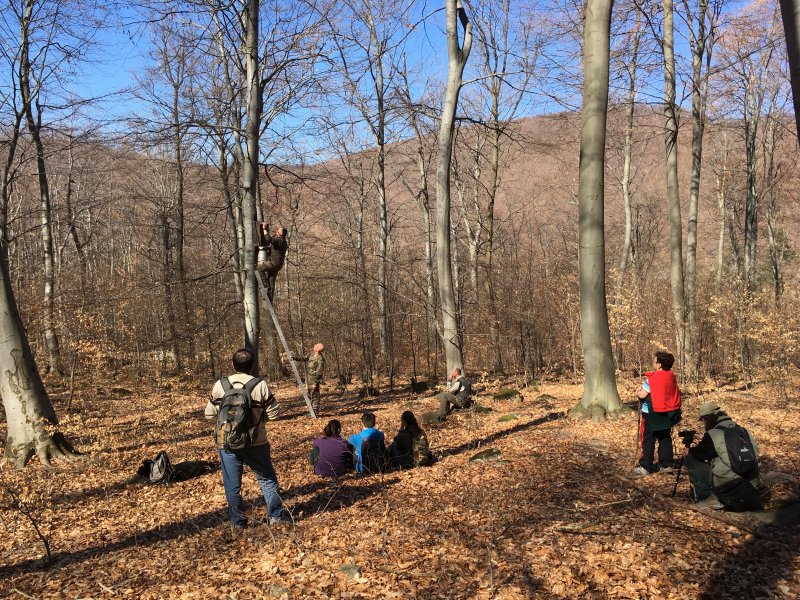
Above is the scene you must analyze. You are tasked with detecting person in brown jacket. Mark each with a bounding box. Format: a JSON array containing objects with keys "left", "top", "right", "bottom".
[{"left": 256, "top": 223, "right": 288, "bottom": 301}]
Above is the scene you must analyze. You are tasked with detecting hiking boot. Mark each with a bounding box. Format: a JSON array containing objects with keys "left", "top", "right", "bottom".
[
  {"left": 658, "top": 465, "right": 675, "bottom": 474},
  {"left": 631, "top": 465, "right": 650, "bottom": 478},
  {"left": 268, "top": 515, "right": 292, "bottom": 527},
  {"left": 694, "top": 497, "right": 724, "bottom": 510}
]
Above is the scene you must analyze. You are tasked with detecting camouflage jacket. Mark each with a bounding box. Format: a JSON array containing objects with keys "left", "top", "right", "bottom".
[{"left": 307, "top": 353, "right": 325, "bottom": 384}]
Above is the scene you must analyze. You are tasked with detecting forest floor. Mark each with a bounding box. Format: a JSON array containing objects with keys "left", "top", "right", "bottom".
[{"left": 1, "top": 374, "right": 799, "bottom": 599}]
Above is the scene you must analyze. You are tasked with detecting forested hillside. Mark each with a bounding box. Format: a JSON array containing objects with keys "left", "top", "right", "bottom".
[{"left": 3, "top": 106, "right": 798, "bottom": 386}]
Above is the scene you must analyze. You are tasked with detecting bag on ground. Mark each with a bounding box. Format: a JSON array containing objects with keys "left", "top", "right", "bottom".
[{"left": 137, "top": 450, "right": 174, "bottom": 484}]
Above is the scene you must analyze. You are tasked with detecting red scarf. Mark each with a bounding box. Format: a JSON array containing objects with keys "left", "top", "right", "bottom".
[{"left": 645, "top": 370, "right": 681, "bottom": 412}]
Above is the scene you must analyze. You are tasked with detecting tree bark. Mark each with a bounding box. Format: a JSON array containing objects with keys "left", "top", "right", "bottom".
[
  {"left": 663, "top": 0, "right": 686, "bottom": 367},
  {"left": 763, "top": 119, "right": 783, "bottom": 304},
  {"left": 368, "top": 12, "right": 393, "bottom": 386},
  {"left": 684, "top": 0, "right": 714, "bottom": 379},
  {"left": 436, "top": 0, "right": 472, "bottom": 375},
  {"left": 19, "top": 0, "right": 60, "bottom": 375},
  {"left": 240, "top": 0, "right": 261, "bottom": 368},
  {"left": 0, "top": 244, "right": 76, "bottom": 468},
  {"left": 572, "top": 0, "right": 626, "bottom": 420},
  {"left": 613, "top": 15, "right": 641, "bottom": 369},
  {"left": 779, "top": 0, "right": 800, "bottom": 137},
  {"left": 715, "top": 142, "right": 728, "bottom": 288}
]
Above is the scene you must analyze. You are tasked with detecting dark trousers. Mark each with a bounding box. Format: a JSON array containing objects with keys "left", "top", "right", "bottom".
[
  {"left": 257, "top": 263, "right": 281, "bottom": 301},
  {"left": 685, "top": 454, "right": 762, "bottom": 510},
  {"left": 639, "top": 412, "right": 674, "bottom": 472},
  {"left": 684, "top": 453, "right": 714, "bottom": 500}
]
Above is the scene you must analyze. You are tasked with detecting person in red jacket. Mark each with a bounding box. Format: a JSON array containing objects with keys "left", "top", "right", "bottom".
[{"left": 632, "top": 351, "right": 682, "bottom": 477}]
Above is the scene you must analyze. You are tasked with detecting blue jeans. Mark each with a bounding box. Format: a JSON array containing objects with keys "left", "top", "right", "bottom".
[{"left": 218, "top": 443, "right": 285, "bottom": 526}]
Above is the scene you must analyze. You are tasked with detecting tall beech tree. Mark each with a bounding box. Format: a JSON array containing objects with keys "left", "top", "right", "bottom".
[
  {"left": 436, "top": 0, "right": 472, "bottom": 375},
  {"left": 0, "top": 242, "right": 76, "bottom": 467},
  {"left": 572, "top": 0, "right": 626, "bottom": 420},
  {"left": 780, "top": 0, "right": 800, "bottom": 136},
  {"left": 662, "top": 0, "right": 687, "bottom": 367}
]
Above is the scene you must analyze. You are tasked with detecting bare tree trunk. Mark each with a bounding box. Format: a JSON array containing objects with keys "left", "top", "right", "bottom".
[
  {"left": 683, "top": 0, "right": 712, "bottom": 379},
  {"left": 363, "top": 13, "right": 393, "bottom": 386},
  {"left": 1, "top": 111, "right": 23, "bottom": 244},
  {"left": 160, "top": 213, "right": 181, "bottom": 370},
  {"left": 171, "top": 76, "right": 192, "bottom": 362},
  {"left": 743, "top": 103, "right": 759, "bottom": 290},
  {"left": 763, "top": 119, "right": 783, "bottom": 304},
  {"left": 240, "top": 0, "right": 261, "bottom": 368},
  {"left": 356, "top": 190, "right": 376, "bottom": 385},
  {"left": 663, "top": 0, "right": 686, "bottom": 366},
  {"left": 715, "top": 152, "right": 727, "bottom": 287},
  {"left": 727, "top": 194, "right": 742, "bottom": 275},
  {"left": 64, "top": 144, "right": 87, "bottom": 275},
  {"left": 613, "top": 15, "right": 641, "bottom": 369},
  {"left": 485, "top": 124, "right": 503, "bottom": 372},
  {"left": 572, "top": 0, "right": 626, "bottom": 420},
  {"left": 19, "top": 0, "right": 60, "bottom": 375},
  {"left": 436, "top": 0, "right": 472, "bottom": 374},
  {"left": 0, "top": 244, "right": 76, "bottom": 468},
  {"left": 780, "top": 0, "right": 800, "bottom": 137}
]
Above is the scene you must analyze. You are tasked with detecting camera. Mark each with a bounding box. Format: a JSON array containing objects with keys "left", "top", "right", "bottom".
[{"left": 678, "top": 429, "right": 697, "bottom": 447}]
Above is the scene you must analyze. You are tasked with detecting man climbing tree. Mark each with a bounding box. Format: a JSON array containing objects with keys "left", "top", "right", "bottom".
[{"left": 256, "top": 222, "right": 288, "bottom": 302}]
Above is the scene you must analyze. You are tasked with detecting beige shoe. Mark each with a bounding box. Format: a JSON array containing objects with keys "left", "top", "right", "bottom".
[{"left": 694, "top": 497, "right": 724, "bottom": 510}]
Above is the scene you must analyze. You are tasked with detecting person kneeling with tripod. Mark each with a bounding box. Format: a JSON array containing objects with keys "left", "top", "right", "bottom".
[{"left": 681, "top": 402, "right": 762, "bottom": 512}]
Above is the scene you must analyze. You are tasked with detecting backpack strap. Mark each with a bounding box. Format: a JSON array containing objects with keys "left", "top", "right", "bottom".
[
  {"left": 220, "top": 376, "right": 232, "bottom": 392},
  {"left": 243, "top": 376, "right": 262, "bottom": 394},
  {"left": 243, "top": 376, "right": 263, "bottom": 406}
]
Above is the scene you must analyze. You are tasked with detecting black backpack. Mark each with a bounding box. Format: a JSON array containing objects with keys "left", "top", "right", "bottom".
[
  {"left": 723, "top": 424, "right": 758, "bottom": 478},
  {"left": 214, "top": 376, "right": 262, "bottom": 451},
  {"left": 359, "top": 436, "right": 387, "bottom": 474},
  {"left": 136, "top": 450, "right": 174, "bottom": 484}
]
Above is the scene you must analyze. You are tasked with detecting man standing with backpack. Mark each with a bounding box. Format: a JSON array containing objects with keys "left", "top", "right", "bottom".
[
  {"left": 682, "top": 402, "right": 762, "bottom": 511},
  {"left": 205, "top": 348, "right": 288, "bottom": 529}
]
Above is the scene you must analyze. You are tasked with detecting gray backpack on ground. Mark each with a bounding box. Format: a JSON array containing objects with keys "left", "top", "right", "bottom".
[{"left": 214, "top": 376, "right": 262, "bottom": 451}]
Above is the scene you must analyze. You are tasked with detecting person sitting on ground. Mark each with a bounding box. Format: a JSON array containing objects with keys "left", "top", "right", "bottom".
[
  {"left": 632, "top": 351, "right": 682, "bottom": 477},
  {"left": 388, "top": 410, "right": 432, "bottom": 469},
  {"left": 682, "top": 402, "right": 762, "bottom": 511},
  {"left": 309, "top": 419, "right": 353, "bottom": 477},
  {"left": 436, "top": 367, "right": 473, "bottom": 420},
  {"left": 256, "top": 223, "right": 288, "bottom": 302},
  {"left": 348, "top": 411, "right": 387, "bottom": 474}
]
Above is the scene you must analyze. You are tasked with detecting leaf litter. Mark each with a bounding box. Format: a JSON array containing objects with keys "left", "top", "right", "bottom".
[{"left": 0, "top": 377, "right": 798, "bottom": 598}]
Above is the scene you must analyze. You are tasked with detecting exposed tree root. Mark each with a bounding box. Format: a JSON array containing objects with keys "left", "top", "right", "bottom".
[
  {"left": 10, "top": 431, "right": 82, "bottom": 470},
  {"left": 570, "top": 403, "right": 632, "bottom": 421}
]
